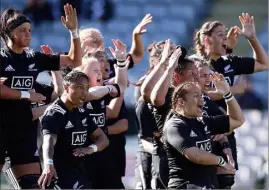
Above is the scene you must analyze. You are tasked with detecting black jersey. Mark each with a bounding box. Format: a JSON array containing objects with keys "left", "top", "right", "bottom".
[
  {"left": 41, "top": 98, "right": 98, "bottom": 171},
  {"left": 85, "top": 94, "right": 111, "bottom": 131},
  {"left": 135, "top": 98, "right": 156, "bottom": 152},
  {"left": 106, "top": 101, "right": 128, "bottom": 177},
  {"left": 31, "top": 82, "right": 54, "bottom": 108},
  {"left": 209, "top": 55, "right": 255, "bottom": 110},
  {"left": 163, "top": 113, "right": 230, "bottom": 188},
  {"left": 0, "top": 48, "right": 60, "bottom": 128},
  {"left": 107, "top": 54, "right": 134, "bottom": 79},
  {"left": 149, "top": 87, "right": 174, "bottom": 134},
  {"left": 202, "top": 94, "right": 224, "bottom": 117}
]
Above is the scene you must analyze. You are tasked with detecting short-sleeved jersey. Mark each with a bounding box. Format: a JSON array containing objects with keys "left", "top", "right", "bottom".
[
  {"left": 106, "top": 100, "right": 129, "bottom": 176},
  {"left": 202, "top": 94, "right": 224, "bottom": 117},
  {"left": 0, "top": 48, "right": 60, "bottom": 128},
  {"left": 41, "top": 98, "right": 98, "bottom": 171},
  {"left": 31, "top": 82, "right": 54, "bottom": 108},
  {"left": 135, "top": 98, "right": 157, "bottom": 152},
  {"left": 107, "top": 54, "right": 134, "bottom": 79},
  {"left": 85, "top": 94, "right": 111, "bottom": 131},
  {"left": 209, "top": 55, "right": 255, "bottom": 110},
  {"left": 148, "top": 87, "right": 174, "bottom": 133},
  {"left": 163, "top": 113, "right": 230, "bottom": 188}
]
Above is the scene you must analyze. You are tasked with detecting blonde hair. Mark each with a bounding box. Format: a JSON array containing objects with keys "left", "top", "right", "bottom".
[{"left": 80, "top": 28, "right": 103, "bottom": 42}]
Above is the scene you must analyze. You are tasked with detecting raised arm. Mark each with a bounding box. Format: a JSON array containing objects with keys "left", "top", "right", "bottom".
[
  {"left": 129, "top": 14, "right": 153, "bottom": 64},
  {"left": 59, "top": 4, "right": 81, "bottom": 68},
  {"left": 141, "top": 39, "right": 172, "bottom": 101},
  {"left": 210, "top": 72, "right": 245, "bottom": 131},
  {"left": 86, "top": 84, "right": 120, "bottom": 102},
  {"left": 150, "top": 48, "right": 182, "bottom": 106},
  {"left": 206, "top": 75, "right": 247, "bottom": 100},
  {"left": 106, "top": 53, "right": 130, "bottom": 118},
  {"left": 237, "top": 13, "right": 268, "bottom": 72}
]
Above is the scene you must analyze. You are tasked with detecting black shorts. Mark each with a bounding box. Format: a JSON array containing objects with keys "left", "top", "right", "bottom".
[
  {"left": 0, "top": 122, "right": 39, "bottom": 165},
  {"left": 212, "top": 133, "right": 238, "bottom": 170},
  {"left": 135, "top": 151, "right": 152, "bottom": 189}
]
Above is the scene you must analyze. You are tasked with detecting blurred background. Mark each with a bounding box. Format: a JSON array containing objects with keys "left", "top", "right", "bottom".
[{"left": 0, "top": 0, "right": 268, "bottom": 189}]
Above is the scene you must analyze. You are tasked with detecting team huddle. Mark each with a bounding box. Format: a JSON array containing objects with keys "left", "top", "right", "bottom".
[{"left": 0, "top": 3, "right": 268, "bottom": 190}]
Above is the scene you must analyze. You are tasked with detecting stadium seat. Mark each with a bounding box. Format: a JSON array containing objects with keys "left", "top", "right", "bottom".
[
  {"left": 106, "top": 20, "right": 133, "bottom": 33},
  {"left": 142, "top": 5, "right": 167, "bottom": 19},
  {"left": 115, "top": 4, "right": 141, "bottom": 19},
  {"left": 169, "top": 5, "right": 196, "bottom": 22}
]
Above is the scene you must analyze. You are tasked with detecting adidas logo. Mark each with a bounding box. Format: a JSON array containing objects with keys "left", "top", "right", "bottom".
[
  {"left": 82, "top": 118, "right": 87, "bottom": 126},
  {"left": 190, "top": 130, "right": 197, "bottom": 137},
  {"left": 5, "top": 65, "right": 15, "bottom": 71},
  {"left": 65, "top": 121, "right": 74, "bottom": 129},
  {"left": 86, "top": 102, "right": 93, "bottom": 109}
]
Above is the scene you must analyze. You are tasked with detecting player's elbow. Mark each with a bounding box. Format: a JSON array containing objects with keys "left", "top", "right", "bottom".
[
  {"left": 108, "top": 111, "right": 118, "bottom": 119},
  {"left": 151, "top": 95, "right": 165, "bottom": 107},
  {"left": 131, "top": 54, "right": 144, "bottom": 65}
]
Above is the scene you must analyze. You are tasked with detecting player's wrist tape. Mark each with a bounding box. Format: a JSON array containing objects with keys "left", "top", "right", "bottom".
[
  {"left": 69, "top": 29, "right": 79, "bottom": 39},
  {"left": 218, "top": 156, "right": 226, "bottom": 167},
  {"left": 106, "top": 85, "right": 113, "bottom": 93},
  {"left": 222, "top": 142, "right": 231, "bottom": 149},
  {"left": 116, "top": 59, "right": 127, "bottom": 68},
  {"left": 89, "top": 144, "right": 98, "bottom": 153},
  {"left": 20, "top": 91, "right": 30, "bottom": 99},
  {"left": 44, "top": 159, "right": 54, "bottom": 165},
  {"left": 223, "top": 91, "right": 234, "bottom": 102}
]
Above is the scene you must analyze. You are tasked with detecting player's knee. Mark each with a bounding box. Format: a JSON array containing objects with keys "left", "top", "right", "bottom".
[
  {"left": 18, "top": 174, "right": 40, "bottom": 189},
  {"left": 217, "top": 174, "right": 235, "bottom": 189}
]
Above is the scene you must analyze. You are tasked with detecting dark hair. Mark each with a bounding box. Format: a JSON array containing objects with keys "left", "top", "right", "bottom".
[
  {"left": 0, "top": 8, "right": 31, "bottom": 45},
  {"left": 63, "top": 70, "right": 89, "bottom": 84},
  {"left": 166, "top": 82, "right": 196, "bottom": 121},
  {"left": 60, "top": 67, "right": 73, "bottom": 77},
  {"left": 172, "top": 46, "right": 195, "bottom": 83},
  {"left": 189, "top": 57, "right": 209, "bottom": 69},
  {"left": 194, "top": 21, "right": 224, "bottom": 60}
]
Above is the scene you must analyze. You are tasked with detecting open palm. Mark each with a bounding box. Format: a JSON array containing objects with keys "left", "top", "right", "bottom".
[{"left": 238, "top": 13, "right": 256, "bottom": 40}]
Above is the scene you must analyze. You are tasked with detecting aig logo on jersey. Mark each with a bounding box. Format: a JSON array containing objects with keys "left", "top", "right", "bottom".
[
  {"left": 72, "top": 131, "right": 87, "bottom": 145},
  {"left": 90, "top": 113, "right": 105, "bottom": 127},
  {"left": 11, "top": 76, "right": 33, "bottom": 90},
  {"left": 196, "top": 139, "right": 212, "bottom": 152}
]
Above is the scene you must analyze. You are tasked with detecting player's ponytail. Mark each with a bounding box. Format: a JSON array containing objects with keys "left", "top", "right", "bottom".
[{"left": 193, "top": 21, "right": 224, "bottom": 60}]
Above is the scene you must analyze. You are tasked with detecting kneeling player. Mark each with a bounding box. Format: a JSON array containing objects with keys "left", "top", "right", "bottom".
[{"left": 38, "top": 71, "right": 109, "bottom": 189}]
